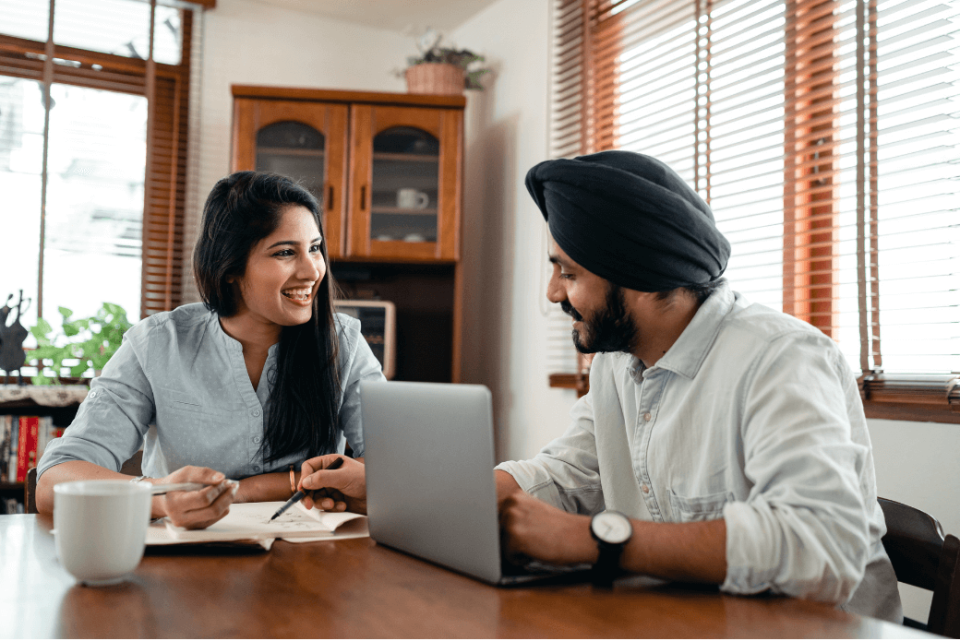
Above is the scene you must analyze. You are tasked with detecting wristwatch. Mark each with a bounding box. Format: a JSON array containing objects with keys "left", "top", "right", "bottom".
[{"left": 590, "top": 510, "right": 633, "bottom": 587}]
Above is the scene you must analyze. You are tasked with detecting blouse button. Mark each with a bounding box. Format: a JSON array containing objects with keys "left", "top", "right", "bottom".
[
  {"left": 643, "top": 412, "right": 652, "bottom": 422},
  {"left": 642, "top": 484, "right": 650, "bottom": 494},
  {"left": 251, "top": 408, "right": 262, "bottom": 418},
  {"left": 254, "top": 465, "right": 261, "bottom": 473},
  {"left": 253, "top": 436, "right": 261, "bottom": 444}
]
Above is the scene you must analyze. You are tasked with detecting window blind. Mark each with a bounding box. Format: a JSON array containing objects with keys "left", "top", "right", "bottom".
[
  {"left": 545, "top": 0, "right": 591, "bottom": 389},
  {"left": 0, "top": 0, "right": 202, "bottom": 332},
  {"left": 547, "top": 0, "right": 960, "bottom": 416}
]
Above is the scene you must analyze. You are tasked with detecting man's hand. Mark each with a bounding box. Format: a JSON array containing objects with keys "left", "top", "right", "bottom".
[
  {"left": 499, "top": 491, "right": 598, "bottom": 566},
  {"left": 299, "top": 455, "right": 366, "bottom": 514},
  {"left": 152, "top": 466, "right": 237, "bottom": 529}
]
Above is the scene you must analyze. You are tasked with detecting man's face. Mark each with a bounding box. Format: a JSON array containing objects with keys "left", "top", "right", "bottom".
[{"left": 547, "top": 240, "right": 638, "bottom": 355}]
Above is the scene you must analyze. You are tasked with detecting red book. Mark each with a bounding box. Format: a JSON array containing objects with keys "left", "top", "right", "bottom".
[{"left": 16, "top": 417, "right": 39, "bottom": 483}]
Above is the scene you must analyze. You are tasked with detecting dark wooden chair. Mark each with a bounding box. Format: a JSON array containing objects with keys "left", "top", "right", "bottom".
[
  {"left": 879, "top": 497, "right": 960, "bottom": 638},
  {"left": 25, "top": 450, "right": 144, "bottom": 515}
]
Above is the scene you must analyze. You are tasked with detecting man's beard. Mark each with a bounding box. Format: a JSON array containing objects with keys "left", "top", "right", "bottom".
[{"left": 561, "top": 284, "right": 638, "bottom": 355}]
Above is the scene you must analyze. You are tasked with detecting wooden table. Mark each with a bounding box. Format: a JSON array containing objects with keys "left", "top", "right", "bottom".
[{"left": 0, "top": 515, "right": 933, "bottom": 638}]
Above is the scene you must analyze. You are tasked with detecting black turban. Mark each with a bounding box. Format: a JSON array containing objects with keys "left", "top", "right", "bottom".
[{"left": 525, "top": 150, "right": 730, "bottom": 292}]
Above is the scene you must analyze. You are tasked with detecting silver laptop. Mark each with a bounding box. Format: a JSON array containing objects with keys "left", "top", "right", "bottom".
[{"left": 360, "top": 380, "right": 588, "bottom": 585}]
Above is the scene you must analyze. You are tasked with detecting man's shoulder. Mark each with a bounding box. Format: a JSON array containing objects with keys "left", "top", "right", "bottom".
[{"left": 723, "top": 295, "right": 834, "bottom": 350}]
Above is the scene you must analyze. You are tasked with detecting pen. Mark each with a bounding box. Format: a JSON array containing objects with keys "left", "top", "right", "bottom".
[
  {"left": 147, "top": 480, "right": 238, "bottom": 495},
  {"left": 269, "top": 457, "right": 344, "bottom": 521}
]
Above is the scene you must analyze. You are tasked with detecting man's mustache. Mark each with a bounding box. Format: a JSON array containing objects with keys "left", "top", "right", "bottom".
[{"left": 561, "top": 300, "right": 583, "bottom": 322}]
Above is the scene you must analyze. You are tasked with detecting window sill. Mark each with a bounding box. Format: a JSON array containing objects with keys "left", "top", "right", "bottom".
[
  {"left": 548, "top": 372, "right": 960, "bottom": 424},
  {"left": 860, "top": 374, "right": 960, "bottom": 424}
]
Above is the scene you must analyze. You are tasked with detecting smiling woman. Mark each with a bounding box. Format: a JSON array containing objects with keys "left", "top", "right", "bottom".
[{"left": 34, "top": 172, "right": 386, "bottom": 528}]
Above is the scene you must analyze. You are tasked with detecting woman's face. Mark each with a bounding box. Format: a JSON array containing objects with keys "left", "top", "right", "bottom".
[{"left": 233, "top": 204, "right": 326, "bottom": 329}]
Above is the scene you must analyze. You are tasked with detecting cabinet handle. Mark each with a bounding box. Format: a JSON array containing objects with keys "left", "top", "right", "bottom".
[
  {"left": 360, "top": 185, "right": 366, "bottom": 210},
  {"left": 327, "top": 185, "right": 334, "bottom": 211}
]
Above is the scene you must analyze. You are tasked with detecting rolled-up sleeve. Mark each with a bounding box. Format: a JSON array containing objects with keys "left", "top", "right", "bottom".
[
  {"left": 336, "top": 316, "right": 386, "bottom": 458},
  {"left": 722, "top": 332, "right": 870, "bottom": 604},
  {"left": 37, "top": 332, "right": 155, "bottom": 478},
  {"left": 496, "top": 391, "right": 604, "bottom": 515}
]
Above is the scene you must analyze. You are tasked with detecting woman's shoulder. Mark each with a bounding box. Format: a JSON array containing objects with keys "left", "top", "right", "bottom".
[
  {"left": 333, "top": 312, "right": 362, "bottom": 346},
  {"left": 124, "top": 303, "right": 216, "bottom": 345}
]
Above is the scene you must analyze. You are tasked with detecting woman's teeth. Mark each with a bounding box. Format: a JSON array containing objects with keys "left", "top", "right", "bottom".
[{"left": 282, "top": 289, "right": 311, "bottom": 301}]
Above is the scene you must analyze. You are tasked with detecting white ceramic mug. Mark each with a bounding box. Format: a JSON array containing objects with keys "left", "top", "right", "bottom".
[
  {"left": 54, "top": 480, "right": 153, "bottom": 586},
  {"left": 397, "top": 188, "right": 430, "bottom": 209}
]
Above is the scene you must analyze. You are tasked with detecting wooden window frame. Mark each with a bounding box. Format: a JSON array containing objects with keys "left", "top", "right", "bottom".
[
  {"left": 0, "top": 1, "right": 193, "bottom": 320},
  {"left": 548, "top": 0, "right": 960, "bottom": 423}
]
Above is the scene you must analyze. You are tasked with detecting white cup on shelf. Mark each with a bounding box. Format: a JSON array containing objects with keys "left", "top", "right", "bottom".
[
  {"left": 53, "top": 480, "right": 152, "bottom": 586},
  {"left": 396, "top": 188, "right": 430, "bottom": 210}
]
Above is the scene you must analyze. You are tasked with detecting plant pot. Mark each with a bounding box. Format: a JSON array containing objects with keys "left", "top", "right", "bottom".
[{"left": 405, "top": 63, "right": 465, "bottom": 95}]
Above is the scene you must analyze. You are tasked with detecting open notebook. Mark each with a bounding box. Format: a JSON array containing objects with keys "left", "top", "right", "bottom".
[{"left": 145, "top": 501, "right": 368, "bottom": 546}]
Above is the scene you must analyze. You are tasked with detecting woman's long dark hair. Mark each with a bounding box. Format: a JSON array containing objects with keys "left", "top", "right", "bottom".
[{"left": 194, "top": 171, "right": 341, "bottom": 463}]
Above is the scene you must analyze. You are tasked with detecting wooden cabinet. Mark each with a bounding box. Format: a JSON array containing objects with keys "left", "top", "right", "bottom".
[
  {"left": 231, "top": 87, "right": 466, "bottom": 382},
  {"left": 232, "top": 99, "right": 349, "bottom": 258}
]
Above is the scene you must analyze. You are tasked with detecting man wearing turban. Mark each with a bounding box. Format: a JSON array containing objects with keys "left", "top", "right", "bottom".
[{"left": 494, "top": 151, "right": 901, "bottom": 622}]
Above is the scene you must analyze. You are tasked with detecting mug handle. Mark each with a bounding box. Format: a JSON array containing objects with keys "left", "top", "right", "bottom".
[{"left": 417, "top": 192, "right": 430, "bottom": 209}]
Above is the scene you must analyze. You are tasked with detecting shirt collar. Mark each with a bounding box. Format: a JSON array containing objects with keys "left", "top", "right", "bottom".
[
  {"left": 642, "top": 281, "right": 737, "bottom": 380},
  {"left": 210, "top": 311, "right": 280, "bottom": 357}
]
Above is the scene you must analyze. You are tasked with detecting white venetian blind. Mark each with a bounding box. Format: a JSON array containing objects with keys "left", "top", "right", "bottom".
[
  {"left": 546, "top": 0, "right": 960, "bottom": 383},
  {"left": 544, "top": 0, "right": 589, "bottom": 383}
]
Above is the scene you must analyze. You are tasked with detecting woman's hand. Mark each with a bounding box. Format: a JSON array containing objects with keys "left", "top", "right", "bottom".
[
  {"left": 298, "top": 455, "right": 366, "bottom": 514},
  {"left": 151, "top": 466, "right": 238, "bottom": 529}
]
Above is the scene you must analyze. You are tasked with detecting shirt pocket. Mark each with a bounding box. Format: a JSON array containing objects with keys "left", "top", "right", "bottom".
[
  {"left": 669, "top": 488, "right": 735, "bottom": 522},
  {"left": 160, "top": 388, "right": 229, "bottom": 419}
]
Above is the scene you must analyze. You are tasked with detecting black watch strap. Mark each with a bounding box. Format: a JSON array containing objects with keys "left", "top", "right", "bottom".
[
  {"left": 590, "top": 510, "right": 632, "bottom": 587},
  {"left": 592, "top": 540, "right": 625, "bottom": 587}
]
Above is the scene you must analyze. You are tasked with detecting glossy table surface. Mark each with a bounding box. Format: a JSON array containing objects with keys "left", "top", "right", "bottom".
[{"left": 0, "top": 514, "right": 933, "bottom": 638}]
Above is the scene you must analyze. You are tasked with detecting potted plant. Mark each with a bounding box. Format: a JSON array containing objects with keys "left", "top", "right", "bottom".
[
  {"left": 27, "top": 303, "right": 133, "bottom": 385},
  {"left": 400, "top": 30, "right": 490, "bottom": 95}
]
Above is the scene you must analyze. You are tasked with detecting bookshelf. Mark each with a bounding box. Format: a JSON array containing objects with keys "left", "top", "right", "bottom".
[{"left": 0, "top": 383, "right": 87, "bottom": 514}]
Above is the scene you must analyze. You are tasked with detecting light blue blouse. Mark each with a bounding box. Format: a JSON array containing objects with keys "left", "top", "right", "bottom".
[{"left": 38, "top": 303, "right": 384, "bottom": 480}]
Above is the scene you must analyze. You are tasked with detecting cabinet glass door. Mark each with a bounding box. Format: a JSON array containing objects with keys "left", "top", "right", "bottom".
[
  {"left": 370, "top": 127, "right": 439, "bottom": 244},
  {"left": 255, "top": 121, "right": 325, "bottom": 204},
  {"left": 349, "top": 105, "right": 461, "bottom": 261},
  {"left": 231, "top": 99, "right": 348, "bottom": 257}
]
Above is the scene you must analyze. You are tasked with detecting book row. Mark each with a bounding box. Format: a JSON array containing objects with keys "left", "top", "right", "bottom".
[{"left": 0, "top": 415, "right": 63, "bottom": 483}]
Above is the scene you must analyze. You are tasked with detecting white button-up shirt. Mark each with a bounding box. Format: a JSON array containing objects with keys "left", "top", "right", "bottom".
[
  {"left": 498, "top": 283, "right": 902, "bottom": 622},
  {"left": 38, "top": 303, "right": 384, "bottom": 480}
]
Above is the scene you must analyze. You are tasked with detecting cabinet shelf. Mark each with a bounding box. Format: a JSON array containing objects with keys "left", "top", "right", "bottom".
[
  {"left": 373, "top": 153, "right": 439, "bottom": 163},
  {"left": 371, "top": 207, "right": 438, "bottom": 215},
  {"left": 256, "top": 147, "right": 325, "bottom": 157}
]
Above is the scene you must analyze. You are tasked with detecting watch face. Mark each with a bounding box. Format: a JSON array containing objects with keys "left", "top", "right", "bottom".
[{"left": 592, "top": 511, "right": 632, "bottom": 545}]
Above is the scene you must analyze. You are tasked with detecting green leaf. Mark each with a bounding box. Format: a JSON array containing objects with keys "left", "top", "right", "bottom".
[
  {"left": 69, "top": 361, "right": 89, "bottom": 378},
  {"left": 91, "top": 353, "right": 110, "bottom": 370},
  {"left": 31, "top": 345, "right": 65, "bottom": 360},
  {"left": 31, "top": 373, "right": 53, "bottom": 386},
  {"left": 58, "top": 306, "right": 74, "bottom": 320}
]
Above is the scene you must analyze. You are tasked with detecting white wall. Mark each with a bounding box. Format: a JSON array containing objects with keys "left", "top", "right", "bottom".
[
  {"left": 868, "top": 418, "right": 960, "bottom": 620},
  {"left": 451, "top": 0, "right": 577, "bottom": 463},
  {"left": 182, "top": 0, "right": 411, "bottom": 302}
]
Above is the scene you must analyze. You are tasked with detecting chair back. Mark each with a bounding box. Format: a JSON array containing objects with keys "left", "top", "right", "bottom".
[
  {"left": 879, "top": 497, "right": 960, "bottom": 638},
  {"left": 24, "top": 451, "right": 143, "bottom": 515},
  {"left": 880, "top": 497, "right": 944, "bottom": 589}
]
